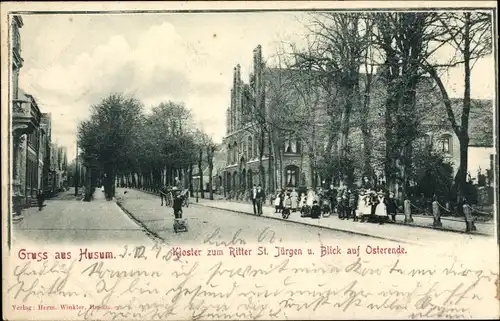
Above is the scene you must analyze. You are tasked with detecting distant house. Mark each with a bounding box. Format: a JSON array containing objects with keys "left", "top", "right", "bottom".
[
  {"left": 419, "top": 98, "right": 494, "bottom": 183},
  {"left": 192, "top": 144, "right": 227, "bottom": 194}
]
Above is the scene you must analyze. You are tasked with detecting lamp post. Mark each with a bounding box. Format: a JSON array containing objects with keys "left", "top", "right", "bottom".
[{"left": 196, "top": 182, "right": 199, "bottom": 203}]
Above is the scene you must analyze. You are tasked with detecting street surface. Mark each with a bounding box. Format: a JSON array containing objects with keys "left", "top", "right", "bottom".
[
  {"left": 114, "top": 188, "right": 401, "bottom": 247},
  {"left": 11, "top": 187, "right": 495, "bottom": 254},
  {"left": 12, "top": 189, "right": 153, "bottom": 245}
]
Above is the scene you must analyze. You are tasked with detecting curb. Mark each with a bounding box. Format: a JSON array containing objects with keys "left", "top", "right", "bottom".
[
  {"left": 191, "top": 203, "right": 426, "bottom": 246},
  {"left": 121, "top": 189, "right": 492, "bottom": 238},
  {"left": 388, "top": 219, "right": 491, "bottom": 236},
  {"left": 115, "top": 199, "right": 166, "bottom": 244},
  {"left": 194, "top": 203, "right": 491, "bottom": 238}
]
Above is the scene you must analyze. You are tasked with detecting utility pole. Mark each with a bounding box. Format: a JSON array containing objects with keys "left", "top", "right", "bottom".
[{"left": 74, "top": 140, "right": 79, "bottom": 196}]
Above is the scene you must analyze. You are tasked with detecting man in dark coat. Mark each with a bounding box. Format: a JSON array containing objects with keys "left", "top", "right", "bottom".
[
  {"left": 348, "top": 190, "right": 357, "bottom": 219},
  {"left": 255, "top": 185, "right": 265, "bottom": 215},
  {"left": 327, "top": 184, "right": 337, "bottom": 214},
  {"left": 386, "top": 192, "right": 398, "bottom": 222},
  {"left": 251, "top": 185, "right": 258, "bottom": 214},
  {"left": 36, "top": 189, "right": 44, "bottom": 211}
]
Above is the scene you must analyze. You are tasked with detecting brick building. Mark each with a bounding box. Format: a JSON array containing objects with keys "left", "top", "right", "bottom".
[{"left": 221, "top": 45, "right": 494, "bottom": 198}]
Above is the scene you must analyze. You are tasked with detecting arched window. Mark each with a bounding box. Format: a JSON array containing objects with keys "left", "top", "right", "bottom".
[
  {"left": 227, "top": 144, "right": 232, "bottom": 164},
  {"left": 284, "top": 139, "right": 300, "bottom": 154},
  {"left": 248, "top": 136, "right": 253, "bottom": 159},
  {"left": 285, "top": 165, "right": 300, "bottom": 187},
  {"left": 242, "top": 139, "right": 247, "bottom": 160},
  {"left": 424, "top": 134, "right": 432, "bottom": 148},
  {"left": 439, "top": 134, "right": 452, "bottom": 153},
  {"left": 233, "top": 143, "right": 238, "bottom": 164}
]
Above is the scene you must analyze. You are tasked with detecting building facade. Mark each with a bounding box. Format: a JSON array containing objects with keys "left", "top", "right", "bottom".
[
  {"left": 40, "top": 113, "right": 52, "bottom": 195},
  {"left": 16, "top": 90, "right": 42, "bottom": 206},
  {"left": 221, "top": 45, "right": 495, "bottom": 199}
]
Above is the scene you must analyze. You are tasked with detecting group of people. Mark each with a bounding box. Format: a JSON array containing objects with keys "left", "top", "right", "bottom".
[{"left": 272, "top": 185, "right": 399, "bottom": 224}]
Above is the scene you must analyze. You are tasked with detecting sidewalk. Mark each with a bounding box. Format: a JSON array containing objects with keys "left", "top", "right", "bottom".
[
  {"left": 12, "top": 190, "right": 153, "bottom": 245},
  {"left": 191, "top": 198, "right": 495, "bottom": 244},
  {"left": 123, "top": 188, "right": 496, "bottom": 243},
  {"left": 199, "top": 196, "right": 495, "bottom": 233}
]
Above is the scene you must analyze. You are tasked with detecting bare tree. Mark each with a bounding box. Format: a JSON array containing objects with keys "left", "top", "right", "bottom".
[
  {"left": 291, "top": 12, "right": 374, "bottom": 186},
  {"left": 422, "top": 11, "right": 492, "bottom": 206},
  {"left": 204, "top": 135, "right": 217, "bottom": 200},
  {"left": 270, "top": 43, "right": 327, "bottom": 188},
  {"left": 372, "top": 12, "right": 445, "bottom": 199}
]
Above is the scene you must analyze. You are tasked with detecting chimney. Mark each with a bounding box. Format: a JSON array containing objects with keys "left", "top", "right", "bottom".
[
  {"left": 253, "top": 48, "right": 257, "bottom": 74},
  {"left": 236, "top": 64, "right": 241, "bottom": 82},
  {"left": 255, "top": 45, "right": 262, "bottom": 67}
]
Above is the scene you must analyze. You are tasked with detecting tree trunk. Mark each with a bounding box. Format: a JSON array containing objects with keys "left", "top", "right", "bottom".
[
  {"left": 189, "top": 164, "right": 194, "bottom": 196},
  {"left": 457, "top": 13, "right": 472, "bottom": 207},
  {"left": 258, "top": 135, "right": 266, "bottom": 191},
  {"left": 267, "top": 131, "right": 274, "bottom": 194},
  {"left": 198, "top": 149, "right": 204, "bottom": 199},
  {"left": 208, "top": 164, "right": 214, "bottom": 200},
  {"left": 361, "top": 70, "right": 373, "bottom": 180}
]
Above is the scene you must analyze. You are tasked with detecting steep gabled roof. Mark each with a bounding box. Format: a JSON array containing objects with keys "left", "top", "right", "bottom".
[{"left": 450, "top": 98, "right": 494, "bottom": 147}]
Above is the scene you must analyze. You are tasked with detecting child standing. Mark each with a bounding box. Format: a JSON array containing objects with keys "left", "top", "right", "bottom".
[
  {"left": 282, "top": 192, "right": 292, "bottom": 219},
  {"left": 274, "top": 190, "right": 282, "bottom": 213},
  {"left": 172, "top": 187, "right": 183, "bottom": 219},
  {"left": 386, "top": 192, "right": 398, "bottom": 222}
]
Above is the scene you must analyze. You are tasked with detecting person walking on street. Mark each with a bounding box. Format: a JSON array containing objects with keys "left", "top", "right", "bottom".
[
  {"left": 251, "top": 185, "right": 257, "bottom": 214},
  {"left": 256, "top": 185, "right": 265, "bottom": 215},
  {"left": 36, "top": 189, "right": 44, "bottom": 211}
]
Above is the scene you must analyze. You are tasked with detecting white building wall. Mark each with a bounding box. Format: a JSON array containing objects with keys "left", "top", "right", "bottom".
[{"left": 468, "top": 147, "right": 495, "bottom": 181}]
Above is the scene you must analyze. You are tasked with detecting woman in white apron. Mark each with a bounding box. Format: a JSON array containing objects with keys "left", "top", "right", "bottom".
[
  {"left": 374, "top": 190, "right": 388, "bottom": 224},
  {"left": 298, "top": 192, "right": 306, "bottom": 209},
  {"left": 361, "top": 189, "right": 373, "bottom": 222},
  {"left": 355, "top": 189, "right": 366, "bottom": 222},
  {"left": 306, "top": 189, "right": 315, "bottom": 207}
]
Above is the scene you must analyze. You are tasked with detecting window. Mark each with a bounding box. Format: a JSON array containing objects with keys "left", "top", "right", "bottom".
[
  {"left": 284, "top": 139, "right": 300, "bottom": 153},
  {"left": 242, "top": 139, "right": 247, "bottom": 160},
  {"left": 248, "top": 136, "right": 253, "bottom": 159},
  {"left": 285, "top": 165, "right": 299, "bottom": 187},
  {"left": 439, "top": 134, "right": 452, "bottom": 153},
  {"left": 424, "top": 134, "right": 431, "bottom": 148}
]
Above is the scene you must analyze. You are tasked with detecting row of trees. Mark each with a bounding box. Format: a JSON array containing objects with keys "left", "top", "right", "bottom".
[
  {"left": 77, "top": 95, "right": 217, "bottom": 200},
  {"left": 244, "top": 11, "right": 491, "bottom": 206}
]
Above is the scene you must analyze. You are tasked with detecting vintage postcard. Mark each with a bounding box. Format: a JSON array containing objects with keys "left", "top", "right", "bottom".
[{"left": 2, "top": 1, "right": 499, "bottom": 320}]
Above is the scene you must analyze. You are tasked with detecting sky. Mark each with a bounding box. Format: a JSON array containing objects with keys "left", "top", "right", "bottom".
[{"left": 18, "top": 12, "right": 495, "bottom": 161}]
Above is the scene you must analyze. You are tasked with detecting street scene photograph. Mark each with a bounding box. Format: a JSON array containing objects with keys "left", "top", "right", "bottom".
[
  {"left": 4, "top": 3, "right": 500, "bottom": 320},
  {"left": 8, "top": 9, "right": 497, "bottom": 249}
]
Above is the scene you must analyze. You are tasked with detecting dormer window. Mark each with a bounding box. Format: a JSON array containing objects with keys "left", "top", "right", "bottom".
[
  {"left": 439, "top": 134, "right": 452, "bottom": 154},
  {"left": 284, "top": 139, "right": 300, "bottom": 154}
]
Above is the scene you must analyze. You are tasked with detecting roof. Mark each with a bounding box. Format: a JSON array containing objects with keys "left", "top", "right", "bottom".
[
  {"left": 193, "top": 144, "right": 227, "bottom": 177},
  {"left": 262, "top": 68, "right": 494, "bottom": 148},
  {"left": 451, "top": 98, "right": 494, "bottom": 147}
]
